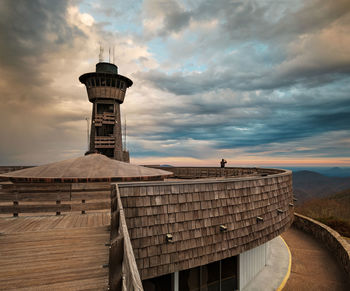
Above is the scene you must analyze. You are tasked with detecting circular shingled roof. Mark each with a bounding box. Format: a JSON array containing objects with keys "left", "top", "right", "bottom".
[{"left": 0, "top": 154, "right": 173, "bottom": 182}]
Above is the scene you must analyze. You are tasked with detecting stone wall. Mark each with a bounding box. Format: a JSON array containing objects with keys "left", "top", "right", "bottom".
[
  {"left": 293, "top": 213, "right": 350, "bottom": 279},
  {"left": 115, "top": 170, "right": 294, "bottom": 280}
]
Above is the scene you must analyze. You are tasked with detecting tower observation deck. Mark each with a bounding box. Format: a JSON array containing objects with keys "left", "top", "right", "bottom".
[{"left": 79, "top": 62, "right": 133, "bottom": 162}]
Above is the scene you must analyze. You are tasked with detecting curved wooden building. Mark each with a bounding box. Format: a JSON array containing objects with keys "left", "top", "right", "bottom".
[
  {"left": 0, "top": 162, "right": 293, "bottom": 291},
  {"left": 111, "top": 167, "right": 294, "bottom": 291}
]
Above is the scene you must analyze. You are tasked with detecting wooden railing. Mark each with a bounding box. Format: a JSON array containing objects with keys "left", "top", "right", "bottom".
[
  {"left": 0, "top": 166, "right": 34, "bottom": 182},
  {"left": 95, "top": 136, "right": 115, "bottom": 148},
  {"left": 0, "top": 182, "right": 111, "bottom": 217},
  {"left": 0, "top": 166, "right": 34, "bottom": 174},
  {"left": 145, "top": 166, "right": 284, "bottom": 179},
  {"left": 110, "top": 185, "right": 143, "bottom": 291},
  {"left": 94, "top": 113, "right": 116, "bottom": 126}
]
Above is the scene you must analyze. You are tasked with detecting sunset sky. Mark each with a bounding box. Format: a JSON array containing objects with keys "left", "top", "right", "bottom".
[{"left": 0, "top": 0, "right": 350, "bottom": 167}]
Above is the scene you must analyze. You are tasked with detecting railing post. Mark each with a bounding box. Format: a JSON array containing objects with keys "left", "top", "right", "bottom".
[
  {"left": 82, "top": 199, "right": 86, "bottom": 214},
  {"left": 56, "top": 200, "right": 61, "bottom": 215},
  {"left": 13, "top": 201, "right": 18, "bottom": 217}
]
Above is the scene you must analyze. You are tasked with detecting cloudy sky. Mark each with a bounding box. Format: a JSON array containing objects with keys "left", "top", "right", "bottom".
[{"left": 0, "top": 0, "right": 350, "bottom": 167}]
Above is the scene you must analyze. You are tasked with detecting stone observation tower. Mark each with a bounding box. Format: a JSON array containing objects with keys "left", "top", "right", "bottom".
[{"left": 79, "top": 62, "right": 132, "bottom": 162}]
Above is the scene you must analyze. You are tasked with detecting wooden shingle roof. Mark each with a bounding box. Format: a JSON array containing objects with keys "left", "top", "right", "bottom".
[{"left": 0, "top": 154, "right": 173, "bottom": 182}]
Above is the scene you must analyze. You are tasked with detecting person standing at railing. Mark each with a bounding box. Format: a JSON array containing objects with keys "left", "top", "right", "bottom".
[{"left": 220, "top": 159, "right": 227, "bottom": 168}]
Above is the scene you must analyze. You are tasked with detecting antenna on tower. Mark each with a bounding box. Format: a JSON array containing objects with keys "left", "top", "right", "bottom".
[
  {"left": 124, "top": 115, "right": 127, "bottom": 151},
  {"left": 85, "top": 117, "right": 90, "bottom": 151},
  {"left": 108, "top": 47, "right": 111, "bottom": 63},
  {"left": 112, "top": 46, "right": 115, "bottom": 64},
  {"left": 99, "top": 43, "right": 104, "bottom": 62}
]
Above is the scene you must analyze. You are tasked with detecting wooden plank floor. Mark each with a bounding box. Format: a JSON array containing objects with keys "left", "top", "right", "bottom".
[{"left": 0, "top": 212, "right": 110, "bottom": 290}]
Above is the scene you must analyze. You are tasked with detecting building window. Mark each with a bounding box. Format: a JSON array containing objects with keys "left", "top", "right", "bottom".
[
  {"left": 221, "top": 257, "right": 238, "bottom": 291},
  {"left": 201, "top": 261, "right": 220, "bottom": 290},
  {"left": 179, "top": 266, "right": 200, "bottom": 291},
  {"left": 143, "top": 273, "right": 173, "bottom": 291},
  {"left": 142, "top": 256, "right": 238, "bottom": 291}
]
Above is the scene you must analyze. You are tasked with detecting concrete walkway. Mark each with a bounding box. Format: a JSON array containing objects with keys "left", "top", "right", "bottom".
[
  {"left": 242, "top": 236, "right": 290, "bottom": 291},
  {"left": 282, "top": 226, "right": 349, "bottom": 291}
]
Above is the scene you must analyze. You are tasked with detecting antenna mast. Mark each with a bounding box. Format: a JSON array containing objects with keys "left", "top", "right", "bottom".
[
  {"left": 124, "top": 115, "right": 127, "bottom": 151},
  {"left": 99, "top": 43, "right": 104, "bottom": 62},
  {"left": 85, "top": 117, "right": 90, "bottom": 151},
  {"left": 112, "top": 46, "right": 115, "bottom": 64}
]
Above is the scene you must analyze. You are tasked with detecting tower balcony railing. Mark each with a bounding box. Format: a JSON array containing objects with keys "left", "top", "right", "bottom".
[
  {"left": 94, "top": 113, "right": 116, "bottom": 126},
  {"left": 96, "top": 112, "right": 115, "bottom": 118},
  {"left": 95, "top": 136, "right": 115, "bottom": 148}
]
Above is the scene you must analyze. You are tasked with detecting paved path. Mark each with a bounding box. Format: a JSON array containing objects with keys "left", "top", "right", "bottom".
[
  {"left": 242, "top": 236, "right": 290, "bottom": 291},
  {"left": 282, "top": 226, "right": 349, "bottom": 291},
  {"left": 0, "top": 213, "right": 110, "bottom": 290}
]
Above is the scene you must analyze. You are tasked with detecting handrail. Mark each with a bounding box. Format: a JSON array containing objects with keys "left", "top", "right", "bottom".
[
  {"left": 0, "top": 182, "right": 110, "bottom": 217},
  {"left": 110, "top": 185, "right": 143, "bottom": 291},
  {"left": 145, "top": 166, "right": 285, "bottom": 179}
]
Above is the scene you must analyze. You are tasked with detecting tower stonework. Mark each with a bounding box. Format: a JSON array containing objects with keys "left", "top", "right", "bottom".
[{"left": 79, "top": 62, "right": 132, "bottom": 162}]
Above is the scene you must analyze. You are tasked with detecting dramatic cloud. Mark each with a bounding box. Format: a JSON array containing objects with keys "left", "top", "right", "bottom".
[{"left": 0, "top": 0, "right": 350, "bottom": 167}]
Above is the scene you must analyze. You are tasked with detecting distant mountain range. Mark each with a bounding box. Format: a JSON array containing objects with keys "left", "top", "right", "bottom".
[
  {"left": 293, "top": 170, "right": 350, "bottom": 202},
  {"left": 318, "top": 167, "right": 350, "bottom": 177},
  {"left": 288, "top": 167, "right": 350, "bottom": 177},
  {"left": 296, "top": 187, "right": 350, "bottom": 237}
]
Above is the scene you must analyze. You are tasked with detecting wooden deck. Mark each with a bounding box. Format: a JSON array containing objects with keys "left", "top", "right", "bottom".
[{"left": 0, "top": 212, "right": 110, "bottom": 290}]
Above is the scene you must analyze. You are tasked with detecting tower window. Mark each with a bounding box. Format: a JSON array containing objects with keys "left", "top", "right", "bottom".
[
  {"left": 97, "top": 103, "right": 114, "bottom": 114},
  {"left": 116, "top": 79, "right": 120, "bottom": 88},
  {"left": 96, "top": 124, "right": 114, "bottom": 136}
]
